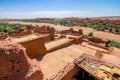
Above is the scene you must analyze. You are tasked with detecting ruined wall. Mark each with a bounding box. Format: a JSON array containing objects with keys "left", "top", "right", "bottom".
[
  {"left": 49, "top": 27, "right": 54, "bottom": 40},
  {"left": 60, "top": 28, "right": 83, "bottom": 35},
  {"left": 34, "top": 25, "right": 55, "bottom": 41},
  {"left": 88, "top": 37, "right": 106, "bottom": 43},
  {"left": 61, "top": 30, "right": 71, "bottom": 34},
  {"left": 20, "top": 37, "right": 47, "bottom": 58},
  {"left": 0, "top": 32, "right": 7, "bottom": 40},
  {"left": 44, "top": 34, "right": 51, "bottom": 42},
  {"left": 62, "top": 66, "right": 80, "bottom": 80},
  {"left": 73, "top": 36, "right": 83, "bottom": 44},
  {"left": 0, "top": 35, "right": 7, "bottom": 40},
  {"left": 0, "top": 41, "right": 43, "bottom": 80},
  {"left": 8, "top": 25, "right": 33, "bottom": 37},
  {"left": 0, "top": 41, "right": 29, "bottom": 80},
  {"left": 89, "top": 42, "right": 108, "bottom": 50},
  {"left": 8, "top": 29, "right": 32, "bottom": 37}
]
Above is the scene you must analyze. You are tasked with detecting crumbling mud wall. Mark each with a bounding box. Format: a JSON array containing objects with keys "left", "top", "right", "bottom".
[
  {"left": 34, "top": 25, "right": 55, "bottom": 41},
  {"left": 88, "top": 37, "right": 108, "bottom": 49},
  {"left": 68, "top": 36, "right": 83, "bottom": 44},
  {"left": 25, "top": 59, "right": 43, "bottom": 80},
  {"left": 88, "top": 37, "right": 107, "bottom": 43},
  {"left": 0, "top": 32, "right": 7, "bottom": 40},
  {"left": 60, "top": 28, "right": 83, "bottom": 35},
  {"left": 0, "top": 35, "right": 7, "bottom": 40},
  {"left": 0, "top": 41, "right": 29, "bottom": 80},
  {"left": 44, "top": 34, "right": 51, "bottom": 42},
  {"left": 20, "top": 37, "right": 47, "bottom": 58},
  {"left": 8, "top": 25, "right": 33, "bottom": 37},
  {"left": 0, "top": 41, "right": 43, "bottom": 80}
]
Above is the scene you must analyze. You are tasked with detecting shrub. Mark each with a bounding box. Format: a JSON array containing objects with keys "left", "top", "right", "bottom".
[
  {"left": 0, "top": 23, "right": 27, "bottom": 33},
  {"left": 107, "top": 40, "right": 120, "bottom": 48},
  {"left": 88, "top": 32, "right": 93, "bottom": 37},
  {"left": 82, "top": 34, "right": 88, "bottom": 39}
]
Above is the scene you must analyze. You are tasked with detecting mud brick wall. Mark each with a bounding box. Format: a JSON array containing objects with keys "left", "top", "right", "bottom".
[
  {"left": 49, "top": 27, "right": 54, "bottom": 40},
  {"left": 74, "top": 36, "right": 83, "bottom": 44},
  {"left": 78, "top": 29, "right": 83, "bottom": 35},
  {"left": 62, "top": 66, "right": 80, "bottom": 80},
  {"left": 47, "top": 39, "right": 74, "bottom": 53},
  {"left": 61, "top": 30, "right": 70, "bottom": 34},
  {"left": 8, "top": 28, "right": 32, "bottom": 37},
  {"left": 34, "top": 26, "right": 55, "bottom": 40},
  {"left": 89, "top": 42, "right": 108, "bottom": 50},
  {"left": 20, "top": 37, "right": 47, "bottom": 58},
  {"left": 9, "top": 32, "right": 31, "bottom": 37},
  {"left": 88, "top": 37, "right": 106, "bottom": 43},
  {"left": 34, "top": 25, "right": 49, "bottom": 34},
  {"left": 44, "top": 34, "right": 51, "bottom": 42},
  {"left": 61, "top": 28, "right": 83, "bottom": 35},
  {"left": 0, "top": 41, "right": 29, "bottom": 80},
  {"left": 34, "top": 25, "right": 43, "bottom": 34},
  {"left": 0, "top": 35, "right": 7, "bottom": 40},
  {"left": 0, "top": 32, "right": 7, "bottom": 40},
  {"left": 0, "top": 41, "right": 43, "bottom": 80}
]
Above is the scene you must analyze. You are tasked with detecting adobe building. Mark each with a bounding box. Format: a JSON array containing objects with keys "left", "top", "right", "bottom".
[{"left": 0, "top": 25, "right": 120, "bottom": 80}]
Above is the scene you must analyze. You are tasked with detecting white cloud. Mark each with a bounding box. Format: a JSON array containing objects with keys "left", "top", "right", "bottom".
[{"left": 0, "top": 10, "right": 89, "bottom": 19}]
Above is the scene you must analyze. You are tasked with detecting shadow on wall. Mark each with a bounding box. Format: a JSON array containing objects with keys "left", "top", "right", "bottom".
[{"left": 19, "top": 37, "right": 47, "bottom": 58}]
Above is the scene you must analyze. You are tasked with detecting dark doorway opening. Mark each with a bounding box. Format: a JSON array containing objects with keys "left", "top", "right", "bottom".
[{"left": 73, "top": 68, "right": 96, "bottom": 80}]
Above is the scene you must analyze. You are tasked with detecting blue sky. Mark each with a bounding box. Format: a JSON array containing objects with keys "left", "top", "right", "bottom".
[{"left": 0, "top": 0, "right": 120, "bottom": 18}]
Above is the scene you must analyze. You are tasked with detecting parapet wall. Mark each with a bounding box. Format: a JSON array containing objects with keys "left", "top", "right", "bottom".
[{"left": 46, "top": 38, "right": 74, "bottom": 53}]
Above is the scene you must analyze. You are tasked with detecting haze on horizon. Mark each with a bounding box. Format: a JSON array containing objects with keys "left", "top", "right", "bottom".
[{"left": 0, "top": 0, "right": 120, "bottom": 19}]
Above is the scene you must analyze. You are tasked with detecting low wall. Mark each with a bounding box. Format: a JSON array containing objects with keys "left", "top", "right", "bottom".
[
  {"left": 20, "top": 37, "right": 47, "bottom": 58},
  {"left": 88, "top": 37, "right": 106, "bottom": 43},
  {"left": 60, "top": 28, "right": 83, "bottom": 35},
  {"left": 89, "top": 42, "right": 108, "bottom": 50},
  {"left": 62, "top": 66, "right": 80, "bottom": 80},
  {"left": 46, "top": 39, "right": 74, "bottom": 53},
  {"left": 0, "top": 35, "right": 7, "bottom": 40},
  {"left": 9, "top": 31, "right": 32, "bottom": 37}
]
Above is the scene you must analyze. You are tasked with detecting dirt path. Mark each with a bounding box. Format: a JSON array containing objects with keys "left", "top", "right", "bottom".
[{"left": 8, "top": 21, "right": 120, "bottom": 42}]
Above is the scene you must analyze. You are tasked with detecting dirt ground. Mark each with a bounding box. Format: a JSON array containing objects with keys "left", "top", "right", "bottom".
[{"left": 8, "top": 21, "right": 120, "bottom": 42}]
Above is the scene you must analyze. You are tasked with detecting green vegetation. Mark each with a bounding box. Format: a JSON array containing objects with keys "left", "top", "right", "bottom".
[
  {"left": 85, "top": 22, "right": 109, "bottom": 31},
  {"left": 88, "top": 32, "right": 93, "bottom": 37},
  {"left": 23, "top": 19, "right": 40, "bottom": 23},
  {"left": 82, "top": 33, "right": 120, "bottom": 48},
  {"left": 23, "top": 19, "right": 75, "bottom": 27},
  {"left": 23, "top": 19, "right": 120, "bottom": 34},
  {"left": 84, "top": 22, "right": 120, "bottom": 34},
  {"left": 82, "top": 34, "right": 88, "bottom": 39},
  {"left": 107, "top": 40, "right": 120, "bottom": 48},
  {"left": 0, "top": 23, "right": 27, "bottom": 34},
  {"left": 82, "top": 32, "right": 93, "bottom": 39}
]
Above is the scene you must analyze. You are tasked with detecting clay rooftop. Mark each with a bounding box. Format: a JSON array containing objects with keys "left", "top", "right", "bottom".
[
  {"left": 9, "top": 34, "right": 44, "bottom": 43},
  {"left": 37, "top": 41, "right": 120, "bottom": 80}
]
